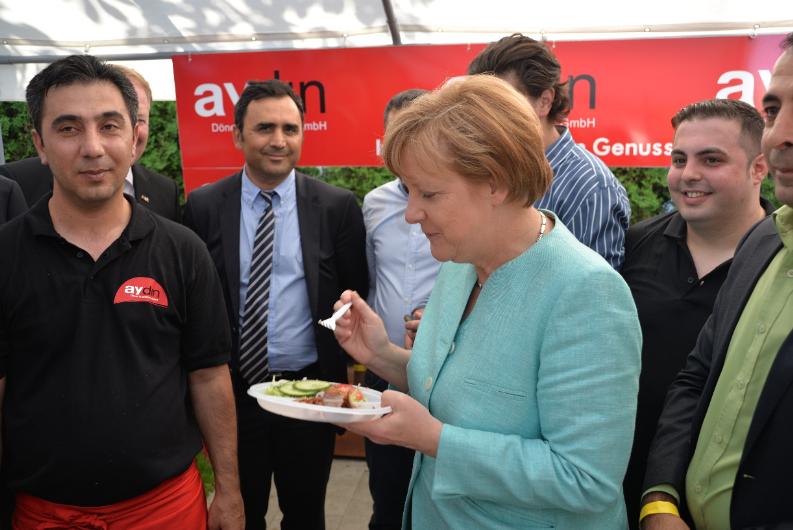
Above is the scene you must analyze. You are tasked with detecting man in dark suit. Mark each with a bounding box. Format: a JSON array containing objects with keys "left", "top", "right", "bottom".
[
  {"left": 641, "top": 32, "right": 793, "bottom": 530},
  {"left": 0, "top": 175, "right": 26, "bottom": 224},
  {"left": 0, "top": 66, "right": 180, "bottom": 222},
  {"left": 183, "top": 80, "right": 368, "bottom": 530}
]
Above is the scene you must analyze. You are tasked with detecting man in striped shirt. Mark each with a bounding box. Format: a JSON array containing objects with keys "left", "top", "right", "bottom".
[{"left": 469, "top": 34, "right": 631, "bottom": 269}]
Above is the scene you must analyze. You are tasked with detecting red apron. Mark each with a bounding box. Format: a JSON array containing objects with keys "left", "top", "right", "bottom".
[{"left": 13, "top": 462, "right": 207, "bottom": 530}]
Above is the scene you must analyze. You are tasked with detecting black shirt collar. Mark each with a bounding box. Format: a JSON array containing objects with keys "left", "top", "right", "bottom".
[
  {"left": 28, "top": 193, "right": 155, "bottom": 243},
  {"left": 663, "top": 211, "right": 687, "bottom": 241},
  {"left": 662, "top": 196, "right": 777, "bottom": 242},
  {"left": 760, "top": 196, "right": 776, "bottom": 216}
]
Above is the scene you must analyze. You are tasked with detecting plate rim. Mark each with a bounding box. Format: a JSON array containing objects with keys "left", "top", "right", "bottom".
[{"left": 247, "top": 381, "right": 392, "bottom": 421}]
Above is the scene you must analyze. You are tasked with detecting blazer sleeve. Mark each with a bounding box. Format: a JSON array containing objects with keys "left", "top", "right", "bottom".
[
  {"left": 0, "top": 177, "right": 27, "bottom": 223},
  {"left": 133, "top": 164, "right": 181, "bottom": 223},
  {"left": 182, "top": 193, "right": 207, "bottom": 240},
  {"left": 642, "top": 311, "right": 715, "bottom": 496},
  {"left": 172, "top": 181, "right": 181, "bottom": 223}
]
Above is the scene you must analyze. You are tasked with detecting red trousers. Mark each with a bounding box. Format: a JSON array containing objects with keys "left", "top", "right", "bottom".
[{"left": 13, "top": 462, "right": 207, "bottom": 530}]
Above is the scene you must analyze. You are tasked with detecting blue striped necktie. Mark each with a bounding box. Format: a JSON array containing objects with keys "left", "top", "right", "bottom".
[{"left": 239, "top": 190, "right": 276, "bottom": 384}]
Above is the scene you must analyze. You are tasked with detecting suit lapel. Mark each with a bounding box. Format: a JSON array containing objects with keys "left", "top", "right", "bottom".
[
  {"left": 295, "top": 172, "right": 321, "bottom": 319},
  {"left": 222, "top": 173, "right": 243, "bottom": 318}
]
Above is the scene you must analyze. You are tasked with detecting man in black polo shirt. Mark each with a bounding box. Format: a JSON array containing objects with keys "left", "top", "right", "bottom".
[
  {"left": 620, "top": 98, "right": 773, "bottom": 528},
  {"left": 0, "top": 55, "right": 243, "bottom": 529}
]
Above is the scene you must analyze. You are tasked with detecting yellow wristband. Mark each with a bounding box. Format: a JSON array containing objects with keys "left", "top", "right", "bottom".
[
  {"left": 352, "top": 363, "right": 366, "bottom": 373},
  {"left": 639, "top": 501, "right": 680, "bottom": 522}
]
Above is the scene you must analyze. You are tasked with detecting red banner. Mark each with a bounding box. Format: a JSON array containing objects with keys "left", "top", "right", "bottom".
[{"left": 173, "top": 35, "right": 785, "bottom": 194}]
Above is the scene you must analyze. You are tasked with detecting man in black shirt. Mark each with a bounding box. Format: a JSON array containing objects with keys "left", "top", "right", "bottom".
[
  {"left": 0, "top": 55, "right": 243, "bottom": 529},
  {"left": 621, "top": 98, "right": 773, "bottom": 528}
]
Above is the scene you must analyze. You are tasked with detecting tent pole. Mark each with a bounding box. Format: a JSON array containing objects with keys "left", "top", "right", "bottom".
[{"left": 381, "top": 0, "right": 402, "bottom": 45}]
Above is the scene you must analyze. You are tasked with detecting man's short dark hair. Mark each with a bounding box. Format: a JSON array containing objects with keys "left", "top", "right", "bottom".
[
  {"left": 234, "top": 80, "right": 304, "bottom": 130},
  {"left": 26, "top": 55, "right": 138, "bottom": 138},
  {"left": 783, "top": 32, "right": 793, "bottom": 50},
  {"left": 383, "top": 89, "right": 428, "bottom": 128},
  {"left": 671, "top": 99, "right": 764, "bottom": 159},
  {"left": 468, "top": 33, "right": 571, "bottom": 123}
]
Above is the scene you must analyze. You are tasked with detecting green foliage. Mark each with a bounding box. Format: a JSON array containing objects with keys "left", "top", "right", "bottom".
[
  {"left": 300, "top": 166, "right": 394, "bottom": 204},
  {"left": 761, "top": 176, "right": 782, "bottom": 210},
  {"left": 613, "top": 167, "right": 671, "bottom": 223},
  {"left": 0, "top": 102, "right": 36, "bottom": 161},
  {"left": 139, "top": 101, "right": 184, "bottom": 198},
  {"left": 195, "top": 451, "right": 215, "bottom": 497}
]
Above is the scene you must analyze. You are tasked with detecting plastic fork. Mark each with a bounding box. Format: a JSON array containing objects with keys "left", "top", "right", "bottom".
[{"left": 318, "top": 302, "right": 353, "bottom": 331}]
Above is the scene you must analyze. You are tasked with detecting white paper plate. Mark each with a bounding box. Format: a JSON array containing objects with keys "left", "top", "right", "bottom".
[{"left": 247, "top": 382, "right": 392, "bottom": 423}]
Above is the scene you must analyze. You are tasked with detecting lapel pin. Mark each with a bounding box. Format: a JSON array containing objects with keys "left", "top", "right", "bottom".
[{"left": 140, "top": 194, "right": 150, "bottom": 203}]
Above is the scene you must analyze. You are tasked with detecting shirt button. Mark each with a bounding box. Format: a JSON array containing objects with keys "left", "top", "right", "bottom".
[
  {"left": 687, "top": 277, "right": 695, "bottom": 284},
  {"left": 449, "top": 342, "right": 455, "bottom": 354},
  {"left": 736, "top": 379, "right": 746, "bottom": 390},
  {"left": 76, "top": 251, "right": 84, "bottom": 258},
  {"left": 715, "top": 434, "right": 723, "bottom": 444},
  {"left": 758, "top": 323, "right": 767, "bottom": 334},
  {"left": 424, "top": 377, "right": 432, "bottom": 390},
  {"left": 694, "top": 483, "right": 703, "bottom": 493},
  {"left": 787, "top": 269, "right": 793, "bottom": 278}
]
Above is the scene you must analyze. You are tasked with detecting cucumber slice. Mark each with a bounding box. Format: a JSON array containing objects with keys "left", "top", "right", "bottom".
[
  {"left": 264, "top": 383, "right": 288, "bottom": 397},
  {"left": 294, "top": 380, "right": 332, "bottom": 393},
  {"left": 278, "top": 381, "right": 318, "bottom": 397}
]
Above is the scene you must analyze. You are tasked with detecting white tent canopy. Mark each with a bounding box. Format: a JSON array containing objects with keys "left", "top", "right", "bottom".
[{"left": 1, "top": 0, "right": 792, "bottom": 100}]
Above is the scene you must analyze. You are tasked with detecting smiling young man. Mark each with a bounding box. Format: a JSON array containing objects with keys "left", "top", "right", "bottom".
[
  {"left": 620, "top": 98, "right": 773, "bottom": 528},
  {"left": 183, "top": 80, "right": 368, "bottom": 530},
  {"left": 0, "top": 55, "right": 243, "bottom": 529}
]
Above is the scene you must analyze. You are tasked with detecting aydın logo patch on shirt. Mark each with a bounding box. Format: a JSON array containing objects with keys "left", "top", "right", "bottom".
[{"left": 114, "top": 277, "right": 169, "bottom": 308}]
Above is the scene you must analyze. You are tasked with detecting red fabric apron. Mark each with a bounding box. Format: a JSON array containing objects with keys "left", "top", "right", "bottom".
[{"left": 13, "top": 462, "right": 207, "bottom": 530}]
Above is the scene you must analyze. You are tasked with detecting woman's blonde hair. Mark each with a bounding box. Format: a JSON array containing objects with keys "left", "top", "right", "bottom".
[{"left": 382, "top": 74, "right": 552, "bottom": 206}]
